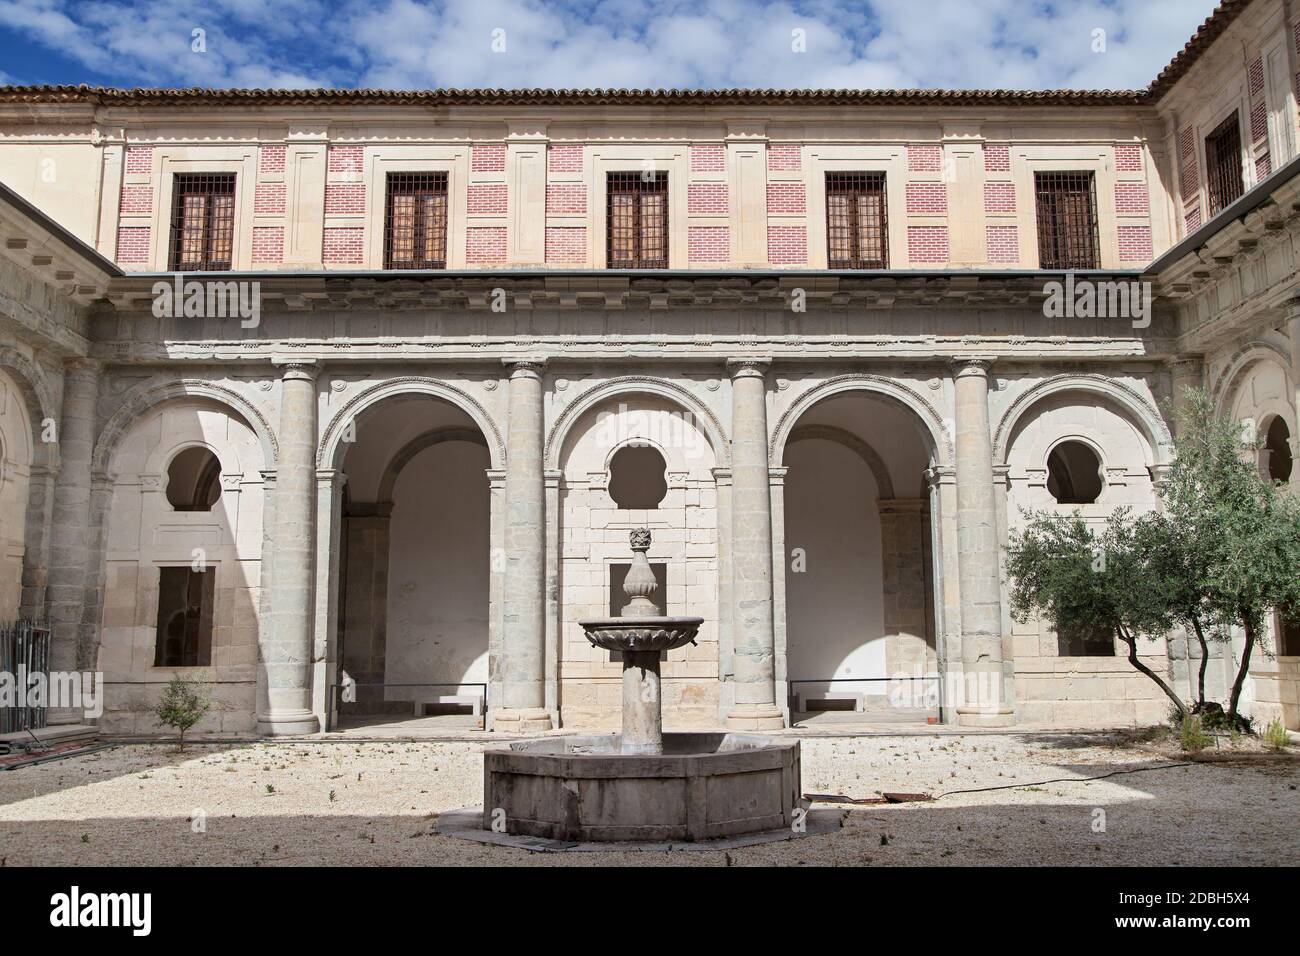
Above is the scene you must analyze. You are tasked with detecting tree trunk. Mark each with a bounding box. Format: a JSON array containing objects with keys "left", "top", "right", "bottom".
[
  {"left": 1228, "top": 615, "right": 1256, "bottom": 721},
  {"left": 1190, "top": 615, "right": 1210, "bottom": 708},
  {"left": 1119, "top": 626, "right": 1186, "bottom": 717}
]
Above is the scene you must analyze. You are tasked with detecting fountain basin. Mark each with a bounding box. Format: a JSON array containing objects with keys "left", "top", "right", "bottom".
[
  {"left": 578, "top": 616, "right": 703, "bottom": 652},
  {"left": 483, "top": 732, "right": 801, "bottom": 842}
]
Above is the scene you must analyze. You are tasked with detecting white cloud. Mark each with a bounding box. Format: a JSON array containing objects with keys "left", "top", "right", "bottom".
[{"left": 0, "top": 0, "right": 1221, "bottom": 90}]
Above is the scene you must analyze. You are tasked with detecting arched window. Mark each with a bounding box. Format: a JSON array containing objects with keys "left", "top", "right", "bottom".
[
  {"left": 1262, "top": 417, "right": 1293, "bottom": 484},
  {"left": 1046, "top": 440, "right": 1103, "bottom": 504},
  {"left": 166, "top": 447, "right": 222, "bottom": 511},
  {"left": 608, "top": 444, "right": 667, "bottom": 509}
]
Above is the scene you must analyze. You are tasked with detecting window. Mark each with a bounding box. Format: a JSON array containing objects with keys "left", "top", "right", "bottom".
[
  {"left": 826, "top": 172, "right": 888, "bottom": 268},
  {"left": 385, "top": 172, "right": 448, "bottom": 269},
  {"left": 166, "top": 447, "right": 222, "bottom": 511},
  {"left": 169, "top": 173, "right": 236, "bottom": 271},
  {"left": 1262, "top": 416, "right": 1293, "bottom": 484},
  {"left": 154, "top": 566, "right": 214, "bottom": 667},
  {"left": 1204, "top": 113, "right": 1244, "bottom": 215},
  {"left": 1034, "top": 171, "right": 1099, "bottom": 270},
  {"left": 1046, "top": 441, "right": 1104, "bottom": 505},
  {"left": 607, "top": 172, "right": 668, "bottom": 268},
  {"left": 608, "top": 445, "right": 667, "bottom": 509},
  {"left": 1058, "top": 625, "right": 1115, "bottom": 657},
  {"left": 1277, "top": 605, "right": 1300, "bottom": 657}
]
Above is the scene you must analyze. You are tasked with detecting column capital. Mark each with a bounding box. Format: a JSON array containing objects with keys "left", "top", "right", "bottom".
[
  {"left": 273, "top": 358, "right": 319, "bottom": 382},
  {"left": 949, "top": 356, "right": 995, "bottom": 378},
  {"left": 1286, "top": 296, "right": 1300, "bottom": 323},
  {"left": 503, "top": 359, "right": 546, "bottom": 379},
  {"left": 62, "top": 357, "right": 102, "bottom": 374},
  {"left": 726, "top": 357, "right": 771, "bottom": 380},
  {"left": 1165, "top": 355, "right": 1204, "bottom": 375}
]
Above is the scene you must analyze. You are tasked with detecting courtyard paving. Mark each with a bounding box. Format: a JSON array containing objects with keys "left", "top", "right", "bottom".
[{"left": 0, "top": 731, "right": 1295, "bottom": 866}]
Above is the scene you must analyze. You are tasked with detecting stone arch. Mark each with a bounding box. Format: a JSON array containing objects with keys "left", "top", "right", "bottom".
[
  {"left": 770, "top": 375, "right": 950, "bottom": 467},
  {"left": 376, "top": 426, "right": 489, "bottom": 503},
  {"left": 318, "top": 377, "right": 504, "bottom": 471},
  {"left": 992, "top": 374, "right": 1171, "bottom": 466},
  {"left": 544, "top": 376, "right": 730, "bottom": 470},
  {"left": 785, "top": 424, "right": 896, "bottom": 499},
  {"left": 1210, "top": 340, "right": 1294, "bottom": 421},
  {"left": 91, "top": 378, "right": 278, "bottom": 478},
  {"left": 0, "top": 347, "right": 58, "bottom": 470}
]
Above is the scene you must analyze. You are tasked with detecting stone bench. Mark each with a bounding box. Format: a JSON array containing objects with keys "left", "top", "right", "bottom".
[
  {"left": 791, "top": 690, "right": 866, "bottom": 713},
  {"left": 412, "top": 693, "right": 484, "bottom": 717}
]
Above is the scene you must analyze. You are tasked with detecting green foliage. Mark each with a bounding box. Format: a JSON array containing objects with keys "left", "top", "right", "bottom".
[
  {"left": 154, "top": 675, "right": 211, "bottom": 751},
  {"left": 1006, "top": 388, "right": 1300, "bottom": 726},
  {"left": 1261, "top": 719, "right": 1289, "bottom": 750},
  {"left": 1179, "top": 715, "right": 1213, "bottom": 753}
]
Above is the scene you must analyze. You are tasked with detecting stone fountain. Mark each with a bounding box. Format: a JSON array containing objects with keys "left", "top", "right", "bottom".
[{"left": 482, "top": 528, "right": 801, "bottom": 843}]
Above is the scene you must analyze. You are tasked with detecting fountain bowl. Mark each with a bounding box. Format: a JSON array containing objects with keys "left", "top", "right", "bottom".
[
  {"left": 577, "top": 616, "right": 702, "bottom": 652},
  {"left": 483, "top": 732, "right": 801, "bottom": 842}
]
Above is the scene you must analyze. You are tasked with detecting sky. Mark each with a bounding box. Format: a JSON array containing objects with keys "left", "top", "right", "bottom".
[{"left": 0, "top": 0, "right": 1223, "bottom": 91}]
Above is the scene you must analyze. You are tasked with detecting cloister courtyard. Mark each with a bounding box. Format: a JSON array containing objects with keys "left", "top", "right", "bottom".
[{"left": 1, "top": 730, "right": 1295, "bottom": 866}]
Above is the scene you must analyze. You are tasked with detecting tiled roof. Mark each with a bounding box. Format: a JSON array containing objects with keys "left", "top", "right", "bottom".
[{"left": 1148, "top": 0, "right": 1254, "bottom": 98}]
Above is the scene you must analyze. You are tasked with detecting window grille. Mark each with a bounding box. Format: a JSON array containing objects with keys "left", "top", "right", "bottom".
[
  {"left": 1034, "top": 171, "right": 1100, "bottom": 270},
  {"left": 607, "top": 171, "right": 668, "bottom": 268},
  {"left": 1204, "top": 113, "right": 1244, "bottom": 215},
  {"left": 385, "top": 172, "right": 449, "bottom": 269},
  {"left": 169, "top": 173, "right": 236, "bottom": 271},
  {"left": 826, "top": 172, "right": 888, "bottom": 268}
]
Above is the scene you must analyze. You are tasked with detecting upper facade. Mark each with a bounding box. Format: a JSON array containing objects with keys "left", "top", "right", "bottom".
[{"left": 0, "top": 0, "right": 1294, "bottom": 276}]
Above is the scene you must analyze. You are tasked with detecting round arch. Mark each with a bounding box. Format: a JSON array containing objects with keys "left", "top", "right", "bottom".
[
  {"left": 1210, "top": 341, "right": 1294, "bottom": 421},
  {"left": 376, "top": 426, "right": 490, "bottom": 503},
  {"left": 769, "top": 375, "right": 950, "bottom": 468},
  {"left": 992, "top": 374, "right": 1171, "bottom": 466},
  {"left": 318, "top": 377, "right": 504, "bottom": 471},
  {"left": 544, "top": 376, "right": 730, "bottom": 470},
  {"left": 0, "top": 347, "right": 58, "bottom": 470},
  {"left": 785, "top": 424, "right": 896, "bottom": 499},
  {"left": 92, "top": 378, "right": 278, "bottom": 478}
]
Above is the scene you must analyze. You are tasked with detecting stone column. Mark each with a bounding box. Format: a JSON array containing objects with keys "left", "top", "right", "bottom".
[
  {"left": 257, "top": 361, "right": 320, "bottom": 735},
  {"left": 495, "top": 360, "right": 553, "bottom": 732},
  {"left": 46, "top": 360, "right": 99, "bottom": 722},
  {"left": 951, "top": 358, "right": 1014, "bottom": 726},
  {"left": 1289, "top": 302, "right": 1300, "bottom": 491},
  {"left": 725, "top": 358, "right": 784, "bottom": 730}
]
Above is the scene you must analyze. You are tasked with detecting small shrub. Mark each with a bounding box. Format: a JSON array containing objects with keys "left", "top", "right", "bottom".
[
  {"left": 154, "top": 675, "right": 211, "bottom": 751},
  {"left": 1262, "top": 719, "right": 1289, "bottom": 750},
  {"left": 1179, "top": 715, "right": 1213, "bottom": 753}
]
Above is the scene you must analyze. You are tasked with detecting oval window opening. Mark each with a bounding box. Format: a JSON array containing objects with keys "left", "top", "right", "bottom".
[
  {"left": 608, "top": 444, "right": 668, "bottom": 510},
  {"left": 1046, "top": 440, "right": 1103, "bottom": 505},
  {"left": 167, "top": 447, "right": 222, "bottom": 511}
]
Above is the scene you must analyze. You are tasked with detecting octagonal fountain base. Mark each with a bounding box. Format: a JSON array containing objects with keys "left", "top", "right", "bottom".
[{"left": 483, "top": 732, "right": 801, "bottom": 842}]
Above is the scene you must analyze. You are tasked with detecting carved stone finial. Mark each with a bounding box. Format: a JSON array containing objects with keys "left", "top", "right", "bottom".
[
  {"left": 621, "top": 528, "right": 658, "bottom": 617},
  {"left": 629, "top": 527, "right": 651, "bottom": 552}
]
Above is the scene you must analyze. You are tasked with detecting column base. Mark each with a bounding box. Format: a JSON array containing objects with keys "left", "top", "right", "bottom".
[
  {"left": 257, "top": 709, "right": 321, "bottom": 736},
  {"left": 726, "top": 703, "right": 786, "bottom": 731},
  {"left": 955, "top": 707, "right": 1015, "bottom": 728},
  {"left": 493, "top": 707, "right": 554, "bottom": 734}
]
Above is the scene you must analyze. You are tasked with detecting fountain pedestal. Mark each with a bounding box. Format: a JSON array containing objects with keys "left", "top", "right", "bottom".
[{"left": 482, "top": 528, "right": 801, "bottom": 842}]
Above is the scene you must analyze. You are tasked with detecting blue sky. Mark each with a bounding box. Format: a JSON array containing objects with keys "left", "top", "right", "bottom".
[{"left": 0, "top": 0, "right": 1221, "bottom": 91}]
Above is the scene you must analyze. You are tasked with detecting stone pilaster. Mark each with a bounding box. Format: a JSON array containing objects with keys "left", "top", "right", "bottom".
[
  {"left": 257, "top": 361, "right": 321, "bottom": 735},
  {"left": 46, "top": 360, "right": 99, "bottom": 688},
  {"left": 951, "top": 358, "right": 1014, "bottom": 726},
  {"left": 1167, "top": 356, "right": 1204, "bottom": 436},
  {"left": 725, "top": 358, "right": 783, "bottom": 730},
  {"left": 495, "top": 360, "right": 552, "bottom": 733},
  {"left": 1289, "top": 301, "right": 1300, "bottom": 491}
]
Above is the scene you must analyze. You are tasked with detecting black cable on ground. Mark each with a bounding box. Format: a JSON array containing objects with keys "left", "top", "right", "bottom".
[{"left": 933, "top": 761, "right": 1194, "bottom": 799}]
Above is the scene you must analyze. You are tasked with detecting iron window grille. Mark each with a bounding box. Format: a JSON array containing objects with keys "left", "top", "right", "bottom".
[
  {"left": 1204, "top": 112, "right": 1244, "bottom": 215},
  {"left": 1034, "top": 171, "right": 1100, "bottom": 270},
  {"left": 169, "top": 173, "right": 236, "bottom": 271},
  {"left": 606, "top": 171, "right": 668, "bottom": 268},
  {"left": 385, "top": 172, "right": 449, "bottom": 269},
  {"left": 826, "top": 172, "right": 888, "bottom": 268}
]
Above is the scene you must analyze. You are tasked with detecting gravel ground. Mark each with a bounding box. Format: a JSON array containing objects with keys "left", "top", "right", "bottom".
[{"left": 0, "top": 731, "right": 1295, "bottom": 866}]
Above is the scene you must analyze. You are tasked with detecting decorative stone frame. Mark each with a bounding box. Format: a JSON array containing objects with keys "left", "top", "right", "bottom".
[
  {"left": 801, "top": 145, "right": 908, "bottom": 270},
  {"left": 1011, "top": 147, "right": 1121, "bottom": 269},
  {"left": 585, "top": 145, "right": 691, "bottom": 269},
  {"left": 360, "top": 146, "right": 473, "bottom": 270},
  {"left": 146, "top": 147, "right": 259, "bottom": 271}
]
